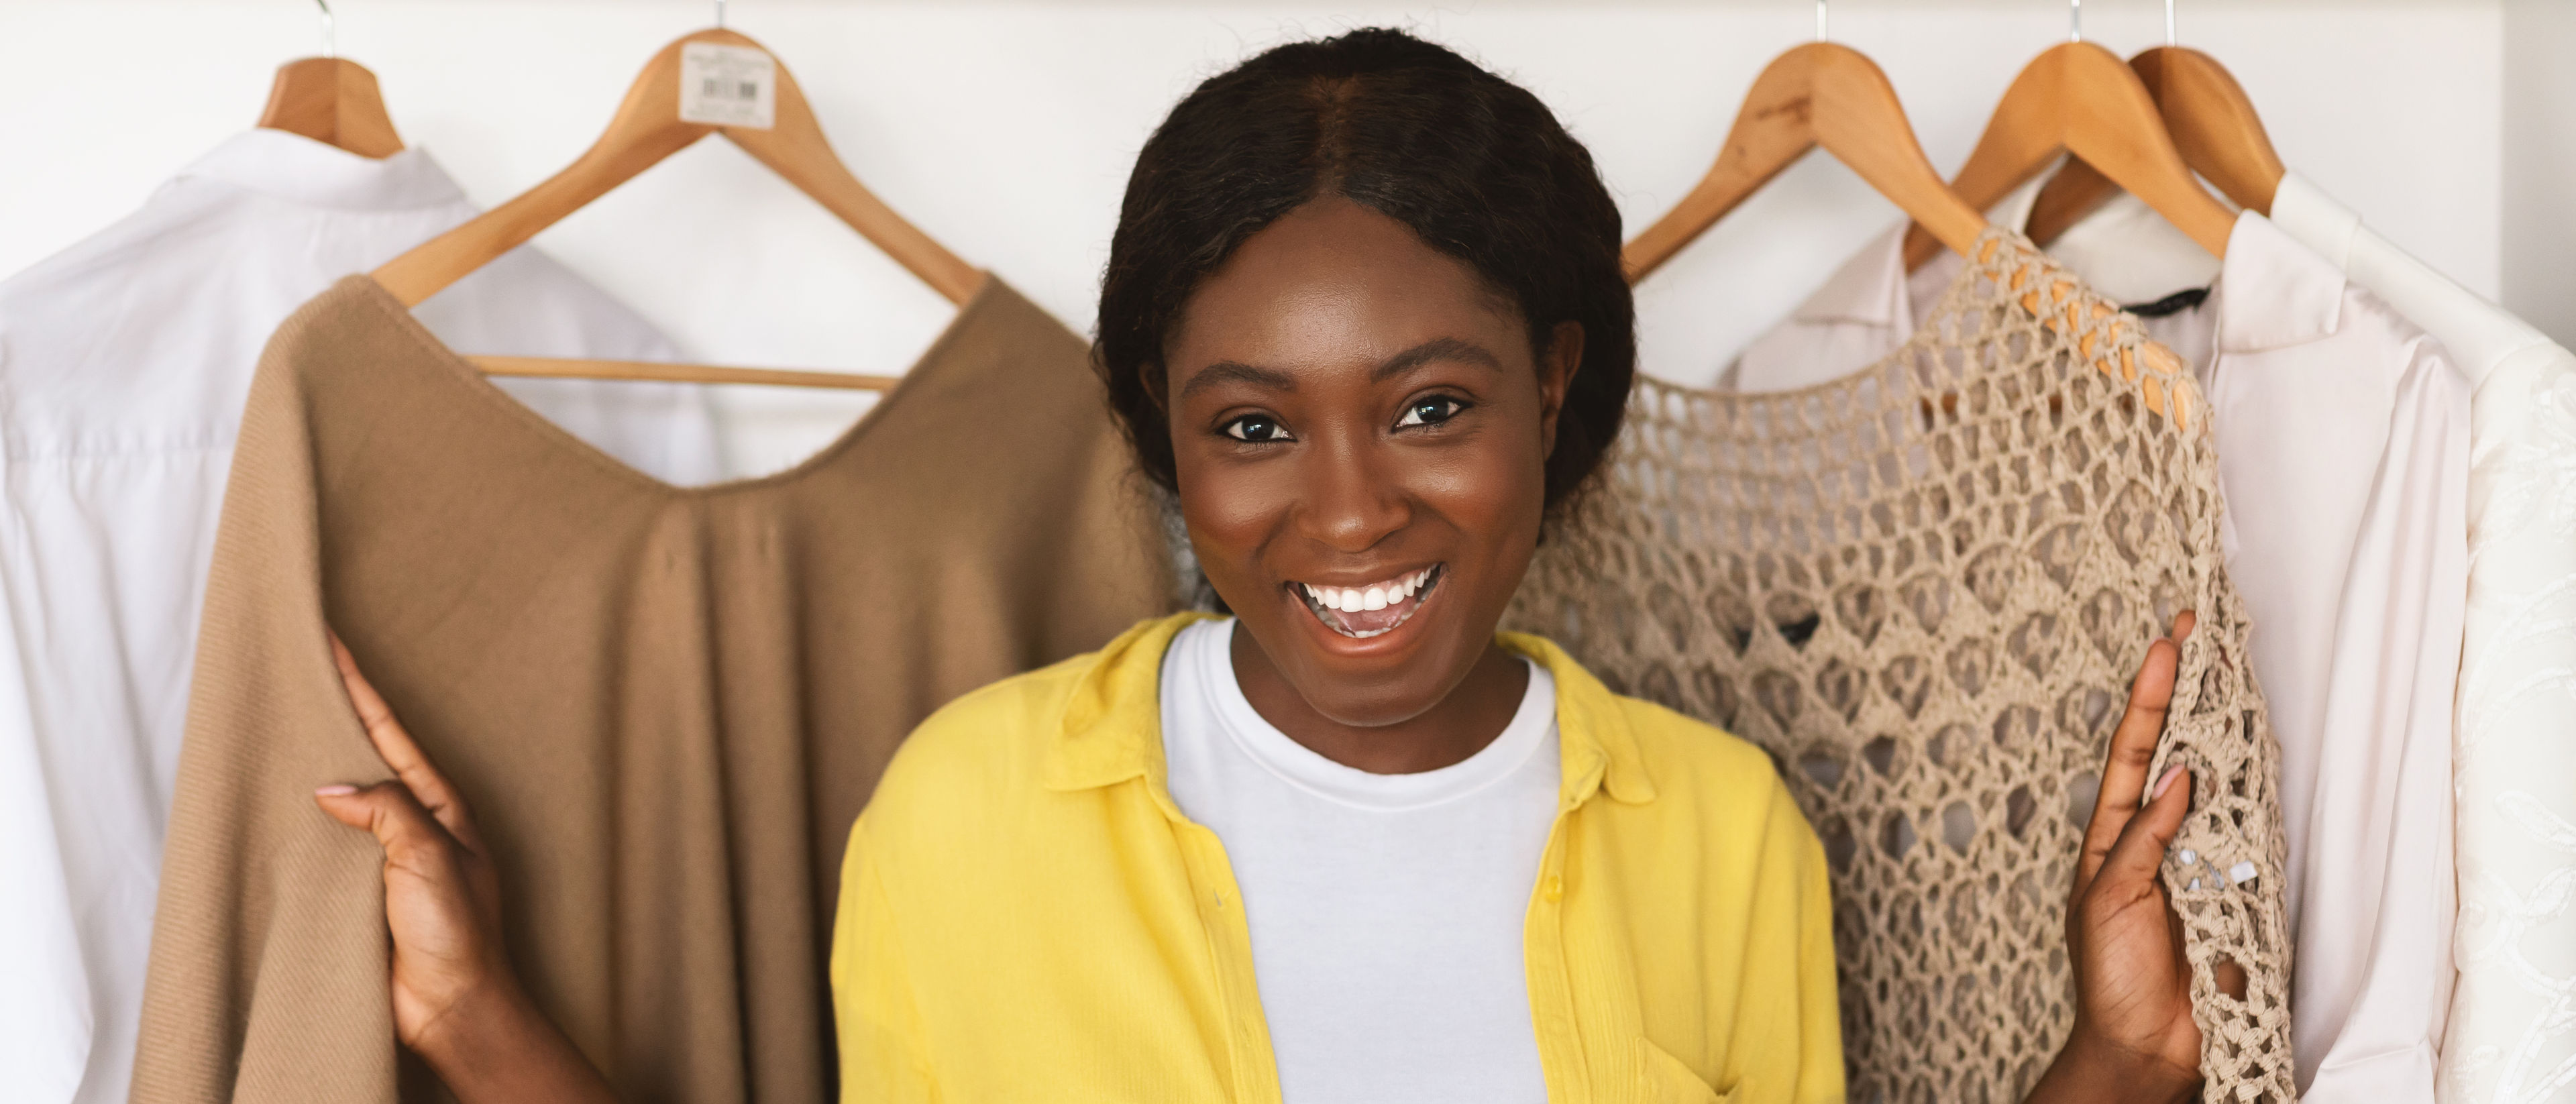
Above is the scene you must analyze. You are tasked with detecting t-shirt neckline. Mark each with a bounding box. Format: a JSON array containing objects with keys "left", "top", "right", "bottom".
[{"left": 1179, "top": 618, "right": 1556, "bottom": 812}]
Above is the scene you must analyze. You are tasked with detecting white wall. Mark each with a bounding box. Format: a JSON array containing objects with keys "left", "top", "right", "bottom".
[
  {"left": 0, "top": 0, "right": 2525, "bottom": 439},
  {"left": 2504, "top": 0, "right": 2576, "bottom": 347}
]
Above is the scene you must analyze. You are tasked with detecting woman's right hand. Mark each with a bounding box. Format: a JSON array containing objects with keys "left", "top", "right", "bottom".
[
  {"left": 312, "top": 634, "right": 511, "bottom": 1052},
  {"left": 313, "top": 633, "right": 614, "bottom": 1103}
]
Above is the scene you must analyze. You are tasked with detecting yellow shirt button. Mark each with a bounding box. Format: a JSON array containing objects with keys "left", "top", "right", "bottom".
[{"left": 1543, "top": 876, "right": 1564, "bottom": 902}]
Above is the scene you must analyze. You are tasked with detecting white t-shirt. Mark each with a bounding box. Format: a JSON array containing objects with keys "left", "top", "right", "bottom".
[{"left": 1159, "top": 618, "right": 1558, "bottom": 1104}]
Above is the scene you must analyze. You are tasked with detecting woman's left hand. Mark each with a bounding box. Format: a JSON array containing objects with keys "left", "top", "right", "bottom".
[{"left": 2025, "top": 611, "right": 2207, "bottom": 1104}]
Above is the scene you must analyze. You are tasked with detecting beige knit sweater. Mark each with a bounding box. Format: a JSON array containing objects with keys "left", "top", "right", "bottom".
[
  {"left": 1510, "top": 231, "right": 2298, "bottom": 1103},
  {"left": 133, "top": 275, "right": 1174, "bottom": 1103}
]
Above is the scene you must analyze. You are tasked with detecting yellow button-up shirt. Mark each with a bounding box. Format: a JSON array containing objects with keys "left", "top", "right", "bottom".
[{"left": 832, "top": 614, "right": 1843, "bottom": 1103}]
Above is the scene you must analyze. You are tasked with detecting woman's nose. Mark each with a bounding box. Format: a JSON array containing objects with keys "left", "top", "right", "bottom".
[{"left": 1298, "top": 436, "right": 1411, "bottom": 553}]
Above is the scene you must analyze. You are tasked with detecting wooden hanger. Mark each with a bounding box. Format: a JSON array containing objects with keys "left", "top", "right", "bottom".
[
  {"left": 258, "top": 1, "right": 402, "bottom": 158},
  {"left": 476, "top": 356, "right": 900, "bottom": 391},
  {"left": 1639, "top": 27, "right": 2196, "bottom": 428},
  {"left": 2024, "top": 46, "right": 2286, "bottom": 247},
  {"left": 1622, "top": 41, "right": 1986, "bottom": 284},
  {"left": 259, "top": 58, "right": 403, "bottom": 158},
  {"left": 374, "top": 27, "right": 983, "bottom": 390},
  {"left": 1897, "top": 40, "right": 2238, "bottom": 270}
]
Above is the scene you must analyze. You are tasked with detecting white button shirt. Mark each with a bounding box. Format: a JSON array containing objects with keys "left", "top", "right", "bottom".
[
  {"left": 0, "top": 129, "right": 725, "bottom": 1104},
  {"left": 2270, "top": 172, "right": 2576, "bottom": 1104},
  {"left": 1718, "top": 184, "right": 2469, "bottom": 1103}
]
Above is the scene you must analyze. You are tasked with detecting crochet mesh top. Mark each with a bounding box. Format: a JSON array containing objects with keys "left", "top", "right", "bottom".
[{"left": 1509, "top": 231, "right": 2296, "bottom": 1102}]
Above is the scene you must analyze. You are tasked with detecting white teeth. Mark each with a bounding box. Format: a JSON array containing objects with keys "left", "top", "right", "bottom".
[
  {"left": 1295, "top": 567, "right": 1446, "bottom": 638},
  {"left": 1299, "top": 567, "right": 1440, "bottom": 620}
]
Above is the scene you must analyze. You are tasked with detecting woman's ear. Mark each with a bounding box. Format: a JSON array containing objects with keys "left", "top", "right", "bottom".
[
  {"left": 1144, "top": 361, "right": 1171, "bottom": 417},
  {"left": 1537, "top": 321, "right": 1583, "bottom": 457}
]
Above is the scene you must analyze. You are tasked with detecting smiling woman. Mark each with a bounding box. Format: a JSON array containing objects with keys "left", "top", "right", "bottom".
[
  {"left": 1157, "top": 195, "right": 1582, "bottom": 771},
  {"left": 311, "top": 26, "right": 2220, "bottom": 1104},
  {"left": 844, "top": 30, "right": 1847, "bottom": 1100}
]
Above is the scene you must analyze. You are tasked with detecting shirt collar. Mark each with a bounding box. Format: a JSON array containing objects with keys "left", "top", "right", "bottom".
[
  {"left": 1789, "top": 225, "right": 1915, "bottom": 329},
  {"left": 2212, "top": 210, "right": 2347, "bottom": 354},
  {"left": 169, "top": 128, "right": 467, "bottom": 211},
  {"left": 2265, "top": 170, "right": 2361, "bottom": 272},
  {"left": 1501, "top": 630, "right": 1658, "bottom": 808},
  {"left": 1799, "top": 177, "right": 2347, "bottom": 357},
  {"left": 1040, "top": 613, "right": 1656, "bottom": 813},
  {"left": 1989, "top": 172, "right": 2343, "bottom": 354},
  {"left": 1786, "top": 174, "right": 2054, "bottom": 331}
]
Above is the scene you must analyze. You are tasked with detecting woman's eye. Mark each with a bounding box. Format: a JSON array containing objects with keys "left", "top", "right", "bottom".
[
  {"left": 1222, "top": 415, "right": 1292, "bottom": 443},
  {"left": 1394, "top": 396, "right": 1468, "bottom": 428}
]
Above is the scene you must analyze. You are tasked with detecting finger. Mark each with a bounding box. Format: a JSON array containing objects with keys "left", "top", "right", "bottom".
[
  {"left": 2080, "top": 633, "right": 2182, "bottom": 889},
  {"left": 2096, "top": 763, "right": 2192, "bottom": 900},
  {"left": 331, "top": 633, "right": 484, "bottom": 852},
  {"left": 314, "top": 780, "right": 459, "bottom": 873}
]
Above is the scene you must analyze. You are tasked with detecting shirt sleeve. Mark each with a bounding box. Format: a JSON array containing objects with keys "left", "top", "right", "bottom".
[
  {"left": 131, "top": 304, "right": 405, "bottom": 1104},
  {"left": 830, "top": 824, "right": 939, "bottom": 1104},
  {"left": 2292, "top": 328, "right": 2463, "bottom": 1102}
]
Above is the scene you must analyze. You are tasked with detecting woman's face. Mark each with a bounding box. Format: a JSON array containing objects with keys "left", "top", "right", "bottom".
[{"left": 1163, "top": 197, "right": 1580, "bottom": 728}]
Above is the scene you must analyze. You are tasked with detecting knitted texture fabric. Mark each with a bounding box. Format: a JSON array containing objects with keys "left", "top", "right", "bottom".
[{"left": 1507, "top": 231, "right": 2296, "bottom": 1102}]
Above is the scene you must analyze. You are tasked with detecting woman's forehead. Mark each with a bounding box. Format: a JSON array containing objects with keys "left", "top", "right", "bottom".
[{"left": 1170, "top": 201, "right": 1524, "bottom": 368}]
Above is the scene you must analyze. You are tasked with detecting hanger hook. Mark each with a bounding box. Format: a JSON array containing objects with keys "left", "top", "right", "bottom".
[
  {"left": 313, "top": 0, "right": 334, "bottom": 58},
  {"left": 2069, "top": 0, "right": 2083, "bottom": 43},
  {"left": 1816, "top": 0, "right": 1828, "bottom": 42},
  {"left": 2165, "top": 0, "right": 2177, "bottom": 46}
]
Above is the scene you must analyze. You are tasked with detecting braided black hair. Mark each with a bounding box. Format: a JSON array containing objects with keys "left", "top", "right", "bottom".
[{"left": 1095, "top": 27, "right": 1635, "bottom": 516}]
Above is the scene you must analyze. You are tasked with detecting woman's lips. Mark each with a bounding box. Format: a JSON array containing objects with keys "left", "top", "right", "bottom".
[{"left": 1293, "top": 565, "right": 1444, "bottom": 639}]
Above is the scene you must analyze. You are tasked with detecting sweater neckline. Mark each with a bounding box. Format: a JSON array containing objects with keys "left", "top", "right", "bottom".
[{"left": 343, "top": 270, "right": 1004, "bottom": 500}]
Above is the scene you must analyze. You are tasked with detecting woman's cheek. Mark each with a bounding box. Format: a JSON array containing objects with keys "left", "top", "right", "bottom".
[
  {"left": 1175, "top": 454, "right": 1294, "bottom": 597},
  {"left": 1409, "top": 435, "right": 1544, "bottom": 545}
]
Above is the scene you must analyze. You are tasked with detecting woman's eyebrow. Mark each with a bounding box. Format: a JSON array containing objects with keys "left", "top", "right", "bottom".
[
  {"left": 1373, "top": 337, "right": 1502, "bottom": 382},
  {"left": 1179, "top": 338, "right": 1501, "bottom": 399},
  {"left": 1179, "top": 360, "right": 1298, "bottom": 399}
]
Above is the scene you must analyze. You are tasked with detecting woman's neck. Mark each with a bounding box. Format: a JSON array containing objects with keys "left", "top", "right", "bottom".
[{"left": 1227, "top": 624, "right": 1532, "bottom": 775}]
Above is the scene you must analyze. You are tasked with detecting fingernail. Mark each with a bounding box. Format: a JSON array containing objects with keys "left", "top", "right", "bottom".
[
  {"left": 2150, "top": 765, "right": 2186, "bottom": 800},
  {"left": 314, "top": 784, "right": 357, "bottom": 796}
]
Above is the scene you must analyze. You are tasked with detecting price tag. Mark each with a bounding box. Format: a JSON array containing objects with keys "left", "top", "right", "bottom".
[{"left": 679, "top": 42, "right": 776, "bottom": 129}]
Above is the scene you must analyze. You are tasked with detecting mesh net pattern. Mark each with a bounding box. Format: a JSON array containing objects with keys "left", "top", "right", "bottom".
[{"left": 1507, "top": 231, "right": 2296, "bottom": 1102}]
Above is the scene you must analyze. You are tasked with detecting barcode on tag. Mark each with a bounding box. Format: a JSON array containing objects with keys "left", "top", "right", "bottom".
[{"left": 679, "top": 42, "right": 776, "bottom": 129}]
